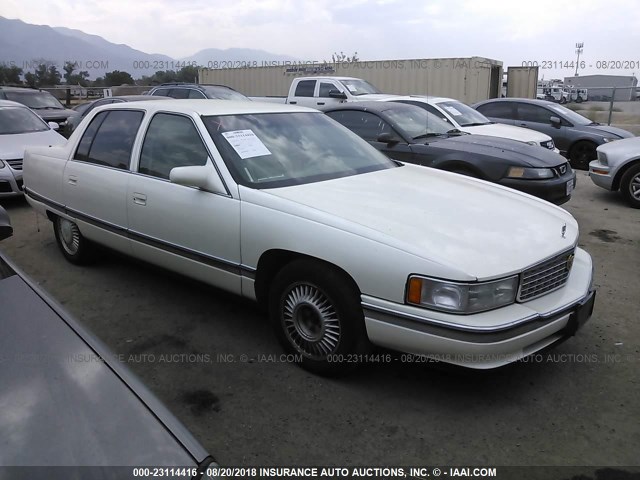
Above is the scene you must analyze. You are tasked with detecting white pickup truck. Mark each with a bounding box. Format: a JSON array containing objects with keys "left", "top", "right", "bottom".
[{"left": 250, "top": 76, "right": 398, "bottom": 108}]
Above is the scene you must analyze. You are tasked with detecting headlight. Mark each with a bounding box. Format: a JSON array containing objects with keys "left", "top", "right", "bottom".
[
  {"left": 407, "top": 276, "right": 519, "bottom": 314},
  {"left": 596, "top": 151, "right": 608, "bottom": 166},
  {"left": 526, "top": 141, "right": 537, "bottom": 146},
  {"left": 506, "top": 166, "right": 554, "bottom": 179},
  {"left": 602, "top": 137, "right": 619, "bottom": 143}
]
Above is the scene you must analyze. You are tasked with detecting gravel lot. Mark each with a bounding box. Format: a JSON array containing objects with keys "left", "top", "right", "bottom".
[{"left": 1, "top": 171, "right": 639, "bottom": 476}]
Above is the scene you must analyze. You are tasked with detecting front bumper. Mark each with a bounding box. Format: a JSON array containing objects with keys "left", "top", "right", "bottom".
[
  {"left": 588, "top": 159, "right": 614, "bottom": 191},
  {"left": 498, "top": 171, "right": 577, "bottom": 205},
  {"left": 0, "top": 168, "right": 23, "bottom": 197},
  {"left": 362, "top": 248, "right": 595, "bottom": 369}
]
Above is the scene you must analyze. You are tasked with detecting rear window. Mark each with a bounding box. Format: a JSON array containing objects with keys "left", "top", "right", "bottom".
[{"left": 476, "top": 102, "right": 514, "bottom": 119}]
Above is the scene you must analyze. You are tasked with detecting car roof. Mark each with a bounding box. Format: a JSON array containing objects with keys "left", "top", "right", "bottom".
[
  {"left": 323, "top": 101, "right": 421, "bottom": 113},
  {"left": 386, "top": 95, "right": 457, "bottom": 104},
  {"left": 0, "top": 99, "right": 30, "bottom": 108},
  {"left": 0, "top": 86, "right": 46, "bottom": 93},
  {"left": 98, "top": 98, "right": 317, "bottom": 116},
  {"left": 296, "top": 76, "right": 362, "bottom": 81},
  {"left": 476, "top": 97, "right": 557, "bottom": 107}
]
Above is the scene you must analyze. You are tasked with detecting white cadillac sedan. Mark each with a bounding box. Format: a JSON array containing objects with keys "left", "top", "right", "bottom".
[
  {"left": 23, "top": 100, "right": 595, "bottom": 374},
  {"left": 0, "top": 100, "right": 66, "bottom": 197}
]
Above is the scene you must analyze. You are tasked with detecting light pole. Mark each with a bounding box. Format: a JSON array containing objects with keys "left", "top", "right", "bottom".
[{"left": 575, "top": 42, "right": 584, "bottom": 76}]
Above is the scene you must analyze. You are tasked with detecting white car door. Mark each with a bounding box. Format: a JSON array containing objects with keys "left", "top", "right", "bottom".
[
  {"left": 63, "top": 109, "right": 144, "bottom": 254},
  {"left": 127, "top": 112, "right": 242, "bottom": 294}
]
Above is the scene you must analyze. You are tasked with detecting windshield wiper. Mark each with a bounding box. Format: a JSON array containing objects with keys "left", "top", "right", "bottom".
[
  {"left": 460, "top": 122, "right": 490, "bottom": 127},
  {"left": 412, "top": 132, "right": 446, "bottom": 140},
  {"left": 33, "top": 106, "right": 63, "bottom": 110},
  {"left": 446, "top": 128, "right": 469, "bottom": 135}
]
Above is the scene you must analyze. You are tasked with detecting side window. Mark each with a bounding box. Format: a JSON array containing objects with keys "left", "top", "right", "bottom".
[
  {"left": 476, "top": 102, "right": 514, "bottom": 119},
  {"left": 139, "top": 113, "right": 209, "bottom": 180},
  {"left": 188, "top": 89, "right": 206, "bottom": 99},
  {"left": 151, "top": 88, "right": 171, "bottom": 97},
  {"left": 168, "top": 88, "right": 190, "bottom": 99},
  {"left": 326, "top": 110, "right": 392, "bottom": 142},
  {"left": 516, "top": 103, "right": 553, "bottom": 124},
  {"left": 319, "top": 82, "right": 339, "bottom": 98},
  {"left": 294, "top": 80, "right": 316, "bottom": 97},
  {"left": 75, "top": 110, "right": 144, "bottom": 169}
]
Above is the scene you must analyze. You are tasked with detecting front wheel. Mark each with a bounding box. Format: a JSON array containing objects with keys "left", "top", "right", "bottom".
[
  {"left": 268, "top": 259, "right": 368, "bottom": 375},
  {"left": 620, "top": 163, "right": 640, "bottom": 208},
  {"left": 569, "top": 140, "right": 597, "bottom": 170},
  {"left": 53, "top": 216, "right": 95, "bottom": 264}
]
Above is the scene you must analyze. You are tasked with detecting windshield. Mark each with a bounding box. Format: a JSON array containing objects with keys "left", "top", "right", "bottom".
[
  {"left": 436, "top": 101, "right": 491, "bottom": 127},
  {"left": 338, "top": 79, "right": 381, "bottom": 96},
  {"left": 549, "top": 104, "right": 592, "bottom": 125},
  {"left": 203, "top": 112, "right": 396, "bottom": 188},
  {"left": 0, "top": 107, "right": 49, "bottom": 135},
  {"left": 4, "top": 91, "right": 65, "bottom": 110},
  {"left": 383, "top": 106, "right": 454, "bottom": 138},
  {"left": 204, "top": 86, "right": 251, "bottom": 101}
]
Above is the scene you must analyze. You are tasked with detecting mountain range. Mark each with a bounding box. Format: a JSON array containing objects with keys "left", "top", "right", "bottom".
[{"left": 0, "top": 16, "right": 298, "bottom": 79}]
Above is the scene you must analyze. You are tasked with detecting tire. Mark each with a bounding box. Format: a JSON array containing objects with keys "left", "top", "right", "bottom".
[
  {"left": 268, "top": 259, "right": 368, "bottom": 375},
  {"left": 560, "top": 97, "right": 567, "bottom": 104},
  {"left": 569, "top": 140, "right": 597, "bottom": 170},
  {"left": 53, "top": 216, "right": 95, "bottom": 264},
  {"left": 620, "top": 163, "right": 640, "bottom": 208},
  {"left": 576, "top": 96, "right": 583, "bottom": 103}
]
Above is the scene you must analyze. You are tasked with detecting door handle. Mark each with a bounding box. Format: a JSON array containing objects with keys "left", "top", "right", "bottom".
[
  {"left": 519, "top": 123, "right": 527, "bottom": 127},
  {"left": 68, "top": 175, "right": 78, "bottom": 186},
  {"left": 289, "top": 101, "right": 297, "bottom": 104},
  {"left": 133, "top": 192, "right": 147, "bottom": 206},
  {"left": 317, "top": 102, "right": 325, "bottom": 105}
]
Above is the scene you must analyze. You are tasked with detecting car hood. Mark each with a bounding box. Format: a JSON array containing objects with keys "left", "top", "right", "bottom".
[
  {"left": 263, "top": 164, "right": 578, "bottom": 280},
  {"left": 33, "top": 108, "right": 76, "bottom": 121},
  {"left": 460, "top": 123, "right": 552, "bottom": 144},
  {"left": 596, "top": 135, "right": 640, "bottom": 156},
  {"left": 423, "top": 134, "right": 566, "bottom": 167},
  {"left": 577, "top": 124, "right": 634, "bottom": 139},
  {"left": 352, "top": 94, "right": 400, "bottom": 101},
  {"left": 0, "top": 130, "right": 66, "bottom": 159}
]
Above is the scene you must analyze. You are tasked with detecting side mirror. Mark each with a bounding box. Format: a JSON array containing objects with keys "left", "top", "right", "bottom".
[
  {"left": 169, "top": 164, "right": 226, "bottom": 194},
  {"left": 377, "top": 132, "right": 400, "bottom": 145},
  {"left": 329, "top": 90, "right": 348, "bottom": 99},
  {"left": 0, "top": 207, "right": 13, "bottom": 241},
  {"left": 48, "top": 122, "right": 59, "bottom": 130},
  {"left": 550, "top": 116, "right": 561, "bottom": 127}
]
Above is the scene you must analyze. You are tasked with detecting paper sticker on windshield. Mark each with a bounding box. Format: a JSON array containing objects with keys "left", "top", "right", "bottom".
[
  {"left": 443, "top": 106, "right": 462, "bottom": 116},
  {"left": 221, "top": 130, "right": 271, "bottom": 159}
]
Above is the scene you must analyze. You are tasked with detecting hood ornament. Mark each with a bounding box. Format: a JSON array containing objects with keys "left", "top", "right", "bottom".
[{"left": 561, "top": 223, "right": 567, "bottom": 238}]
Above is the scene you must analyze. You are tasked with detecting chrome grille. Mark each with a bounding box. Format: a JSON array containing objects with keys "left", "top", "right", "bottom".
[
  {"left": 5, "top": 159, "right": 22, "bottom": 170},
  {"left": 518, "top": 248, "right": 575, "bottom": 301}
]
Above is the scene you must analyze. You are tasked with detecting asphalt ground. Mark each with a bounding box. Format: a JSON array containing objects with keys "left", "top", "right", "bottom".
[{"left": 1, "top": 171, "right": 639, "bottom": 476}]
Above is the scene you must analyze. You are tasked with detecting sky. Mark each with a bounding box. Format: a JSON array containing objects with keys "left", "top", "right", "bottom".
[{"left": 2, "top": 0, "right": 640, "bottom": 80}]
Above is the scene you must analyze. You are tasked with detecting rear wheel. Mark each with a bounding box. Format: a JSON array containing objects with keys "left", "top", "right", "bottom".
[
  {"left": 268, "top": 259, "right": 368, "bottom": 375},
  {"left": 620, "top": 163, "right": 640, "bottom": 208},
  {"left": 576, "top": 96, "right": 584, "bottom": 103},
  {"left": 569, "top": 140, "right": 597, "bottom": 170},
  {"left": 53, "top": 216, "right": 95, "bottom": 264}
]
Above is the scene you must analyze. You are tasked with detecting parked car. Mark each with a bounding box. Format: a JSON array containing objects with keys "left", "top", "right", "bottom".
[
  {"left": 589, "top": 136, "right": 640, "bottom": 208},
  {"left": 24, "top": 99, "right": 595, "bottom": 374},
  {"left": 0, "top": 100, "right": 66, "bottom": 198},
  {"left": 65, "top": 95, "right": 173, "bottom": 137},
  {"left": 0, "top": 86, "right": 76, "bottom": 131},
  {"left": 0, "top": 206, "right": 217, "bottom": 475},
  {"left": 324, "top": 102, "right": 576, "bottom": 205},
  {"left": 381, "top": 96, "right": 559, "bottom": 152},
  {"left": 148, "top": 82, "right": 250, "bottom": 101},
  {"left": 472, "top": 98, "right": 634, "bottom": 170},
  {"left": 250, "top": 76, "right": 398, "bottom": 107}
]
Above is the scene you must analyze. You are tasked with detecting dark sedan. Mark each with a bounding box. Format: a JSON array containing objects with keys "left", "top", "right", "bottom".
[
  {"left": 324, "top": 102, "right": 576, "bottom": 205},
  {"left": 0, "top": 86, "right": 75, "bottom": 132},
  {"left": 0, "top": 207, "right": 217, "bottom": 477},
  {"left": 65, "top": 95, "right": 173, "bottom": 137},
  {"left": 472, "top": 98, "right": 634, "bottom": 170}
]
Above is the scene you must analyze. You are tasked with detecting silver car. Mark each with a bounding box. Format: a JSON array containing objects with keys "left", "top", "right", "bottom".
[{"left": 589, "top": 136, "right": 640, "bottom": 208}]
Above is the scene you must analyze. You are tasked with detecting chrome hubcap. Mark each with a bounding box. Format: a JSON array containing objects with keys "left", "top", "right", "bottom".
[
  {"left": 282, "top": 284, "right": 340, "bottom": 360},
  {"left": 630, "top": 173, "right": 640, "bottom": 200},
  {"left": 59, "top": 219, "right": 80, "bottom": 255}
]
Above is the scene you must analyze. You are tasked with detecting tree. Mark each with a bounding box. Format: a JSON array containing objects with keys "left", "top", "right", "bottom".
[
  {"left": 24, "top": 72, "right": 37, "bottom": 88},
  {"left": 63, "top": 61, "right": 77, "bottom": 84},
  {"left": 331, "top": 51, "right": 359, "bottom": 63},
  {"left": 176, "top": 65, "right": 199, "bottom": 83},
  {"left": 32, "top": 63, "right": 61, "bottom": 87},
  {"left": 0, "top": 65, "right": 23, "bottom": 85},
  {"left": 103, "top": 70, "right": 134, "bottom": 86}
]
